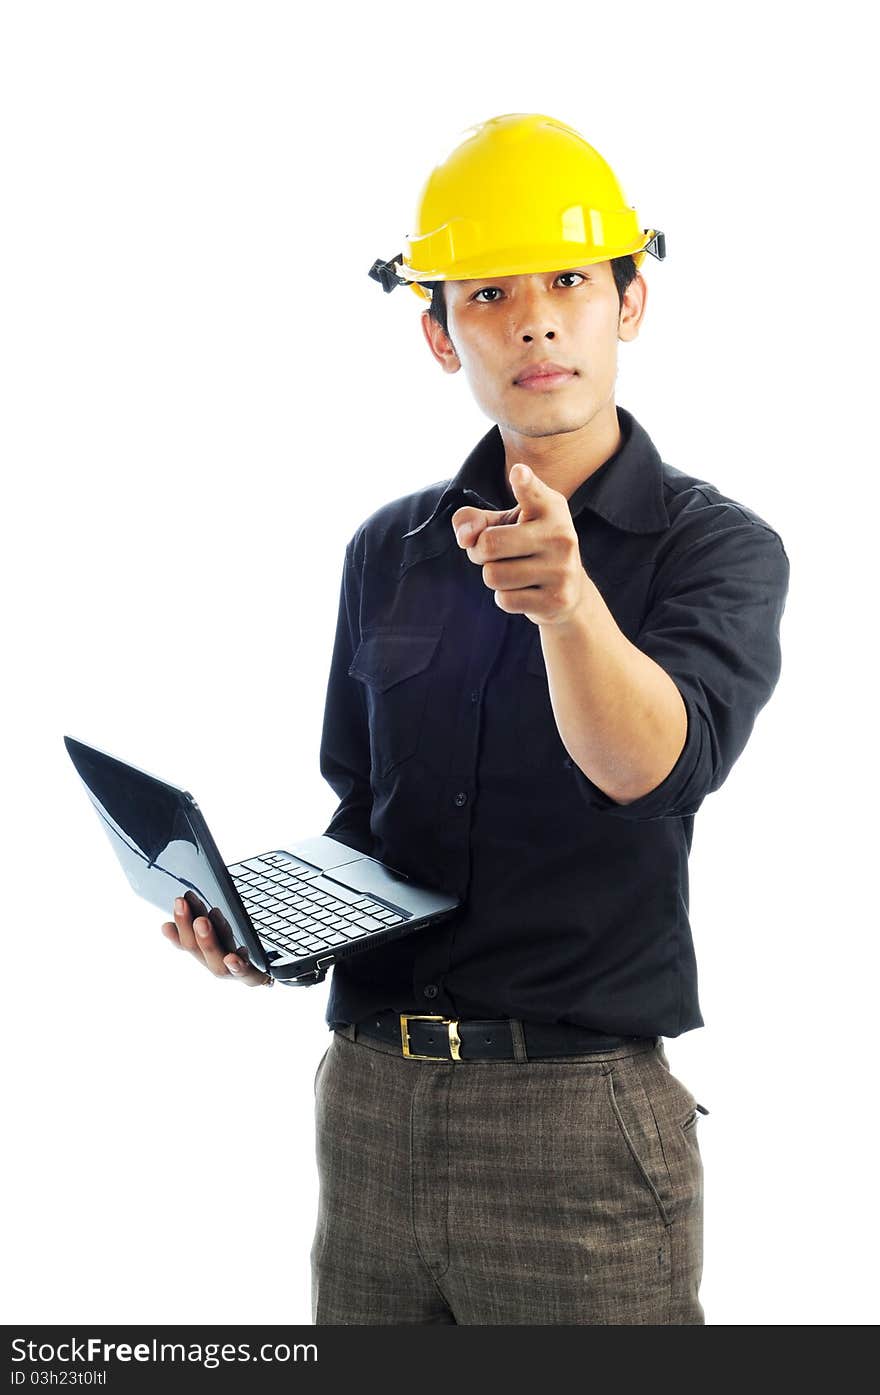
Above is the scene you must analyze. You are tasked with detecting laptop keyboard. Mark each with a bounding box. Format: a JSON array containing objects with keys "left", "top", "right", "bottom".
[{"left": 227, "top": 852, "right": 408, "bottom": 960}]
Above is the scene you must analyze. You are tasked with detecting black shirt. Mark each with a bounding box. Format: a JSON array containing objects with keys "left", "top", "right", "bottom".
[{"left": 316, "top": 405, "right": 790, "bottom": 1038}]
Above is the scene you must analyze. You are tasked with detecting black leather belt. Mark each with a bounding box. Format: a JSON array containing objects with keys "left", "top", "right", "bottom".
[{"left": 350, "top": 1008, "right": 654, "bottom": 1062}]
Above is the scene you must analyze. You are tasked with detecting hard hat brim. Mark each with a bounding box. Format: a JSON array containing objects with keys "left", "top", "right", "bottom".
[
  {"left": 400, "top": 230, "right": 663, "bottom": 301},
  {"left": 399, "top": 231, "right": 659, "bottom": 284}
]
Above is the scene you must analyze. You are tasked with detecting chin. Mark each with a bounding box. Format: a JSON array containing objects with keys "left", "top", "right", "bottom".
[{"left": 512, "top": 408, "right": 591, "bottom": 438}]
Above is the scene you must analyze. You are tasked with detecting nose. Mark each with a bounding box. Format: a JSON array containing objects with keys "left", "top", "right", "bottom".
[{"left": 514, "top": 281, "right": 557, "bottom": 343}]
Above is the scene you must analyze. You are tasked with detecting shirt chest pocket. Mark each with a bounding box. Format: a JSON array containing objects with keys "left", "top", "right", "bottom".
[{"left": 348, "top": 626, "right": 443, "bottom": 780}]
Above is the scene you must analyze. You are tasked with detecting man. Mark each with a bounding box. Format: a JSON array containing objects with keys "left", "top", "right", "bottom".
[{"left": 164, "top": 113, "right": 790, "bottom": 1325}]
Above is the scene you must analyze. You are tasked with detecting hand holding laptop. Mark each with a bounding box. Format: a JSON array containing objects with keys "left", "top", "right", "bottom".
[
  {"left": 65, "top": 736, "right": 461, "bottom": 989},
  {"left": 160, "top": 890, "right": 270, "bottom": 988}
]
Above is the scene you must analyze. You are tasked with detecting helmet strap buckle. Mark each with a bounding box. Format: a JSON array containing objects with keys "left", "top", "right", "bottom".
[{"left": 368, "top": 254, "right": 406, "bottom": 293}]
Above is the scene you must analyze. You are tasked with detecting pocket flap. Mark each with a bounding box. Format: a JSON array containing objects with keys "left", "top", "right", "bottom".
[{"left": 348, "top": 628, "right": 442, "bottom": 693}]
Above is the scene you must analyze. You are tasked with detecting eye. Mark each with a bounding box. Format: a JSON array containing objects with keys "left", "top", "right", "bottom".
[{"left": 471, "top": 272, "right": 587, "bottom": 303}]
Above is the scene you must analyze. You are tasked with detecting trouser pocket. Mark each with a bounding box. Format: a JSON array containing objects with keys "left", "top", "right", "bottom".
[
  {"left": 681, "top": 1102, "right": 710, "bottom": 1133},
  {"left": 605, "top": 1069, "right": 674, "bottom": 1228}
]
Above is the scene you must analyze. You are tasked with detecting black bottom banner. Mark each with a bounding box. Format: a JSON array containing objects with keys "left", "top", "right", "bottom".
[{"left": 1, "top": 1322, "right": 728, "bottom": 1387}]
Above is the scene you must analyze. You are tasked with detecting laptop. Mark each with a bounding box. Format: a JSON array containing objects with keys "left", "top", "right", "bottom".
[{"left": 64, "top": 735, "right": 461, "bottom": 985}]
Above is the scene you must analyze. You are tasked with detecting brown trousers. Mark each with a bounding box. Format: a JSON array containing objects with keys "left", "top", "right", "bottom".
[{"left": 311, "top": 1024, "right": 706, "bottom": 1324}]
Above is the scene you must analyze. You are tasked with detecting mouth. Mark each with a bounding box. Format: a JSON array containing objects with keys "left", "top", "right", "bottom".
[{"left": 514, "top": 368, "right": 577, "bottom": 391}]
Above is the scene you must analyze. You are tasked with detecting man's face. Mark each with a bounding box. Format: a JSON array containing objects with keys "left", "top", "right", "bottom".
[{"left": 421, "top": 260, "right": 645, "bottom": 439}]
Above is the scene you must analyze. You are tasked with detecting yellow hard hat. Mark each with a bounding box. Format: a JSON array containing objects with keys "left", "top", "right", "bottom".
[{"left": 369, "top": 112, "right": 665, "bottom": 303}]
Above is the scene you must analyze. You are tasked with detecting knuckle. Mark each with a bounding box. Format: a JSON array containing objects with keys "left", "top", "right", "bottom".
[{"left": 557, "top": 530, "right": 577, "bottom": 555}]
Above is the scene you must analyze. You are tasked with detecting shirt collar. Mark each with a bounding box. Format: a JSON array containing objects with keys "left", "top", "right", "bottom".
[{"left": 400, "top": 405, "right": 670, "bottom": 556}]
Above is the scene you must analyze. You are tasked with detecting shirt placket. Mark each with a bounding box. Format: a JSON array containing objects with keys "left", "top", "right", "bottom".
[{"left": 409, "top": 564, "right": 511, "bottom": 1014}]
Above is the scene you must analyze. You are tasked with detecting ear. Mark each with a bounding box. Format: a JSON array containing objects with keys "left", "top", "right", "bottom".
[
  {"left": 421, "top": 308, "right": 460, "bottom": 374},
  {"left": 618, "top": 270, "right": 647, "bottom": 344}
]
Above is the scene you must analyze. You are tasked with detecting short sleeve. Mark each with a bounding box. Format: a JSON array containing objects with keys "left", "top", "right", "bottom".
[{"left": 572, "top": 525, "right": 791, "bottom": 820}]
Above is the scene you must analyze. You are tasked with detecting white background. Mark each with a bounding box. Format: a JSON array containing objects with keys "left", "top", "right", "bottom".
[{"left": 2, "top": 0, "right": 877, "bottom": 1327}]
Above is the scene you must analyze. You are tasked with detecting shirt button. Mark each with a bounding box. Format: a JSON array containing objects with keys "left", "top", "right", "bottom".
[
  {"left": 453, "top": 791, "right": 468, "bottom": 807},
  {"left": 423, "top": 983, "right": 439, "bottom": 1000},
  {"left": 470, "top": 690, "right": 480, "bottom": 704}
]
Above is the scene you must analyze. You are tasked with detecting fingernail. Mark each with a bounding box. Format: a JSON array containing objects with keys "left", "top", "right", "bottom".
[
  {"left": 196, "top": 920, "right": 209, "bottom": 936},
  {"left": 457, "top": 527, "right": 470, "bottom": 546},
  {"left": 227, "top": 959, "right": 241, "bottom": 974},
  {"left": 174, "top": 897, "right": 184, "bottom": 914}
]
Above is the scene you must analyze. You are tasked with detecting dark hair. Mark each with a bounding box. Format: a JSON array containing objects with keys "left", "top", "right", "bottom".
[{"left": 423, "top": 255, "right": 640, "bottom": 337}]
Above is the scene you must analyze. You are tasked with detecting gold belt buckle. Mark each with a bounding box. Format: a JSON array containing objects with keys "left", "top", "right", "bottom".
[{"left": 400, "top": 1013, "right": 462, "bottom": 1061}]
